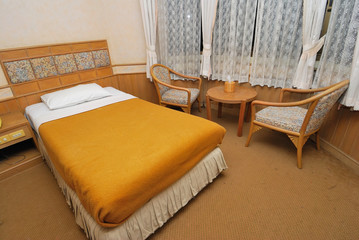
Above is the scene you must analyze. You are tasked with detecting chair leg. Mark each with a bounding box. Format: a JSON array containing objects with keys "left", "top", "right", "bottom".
[
  {"left": 316, "top": 132, "right": 320, "bottom": 150},
  {"left": 245, "top": 122, "right": 255, "bottom": 147},
  {"left": 296, "top": 136, "right": 304, "bottom": 169},
  {"left": 182, "top": 107, "right": 191, "bottom": 114}
]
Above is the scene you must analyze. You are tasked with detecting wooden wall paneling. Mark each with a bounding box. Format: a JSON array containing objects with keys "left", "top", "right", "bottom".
[
  {"left": 0, "top": 50, "right": 27, "bottom": 61},
  {"left": 17, "top": 97, "right": 28, "bottom": 113},
  {"left": 5, "top": 99, "right": 21, "bottom": 113},
  {"left": 0, "top": 101, "right": 9, "bottom": 114},
  {"left": 320, "top": 105, "right": 359, "bottom": 164},
  {"left": 97, "top": 67, "right": 113, "bottom": 78},
  {"left": 27, "top": 47, "right": 51, "bottom": 57},
  {"left": 90, "top": 41, "right": 108, "bottom": 49},
  {"left": 115, "top": 73, "right": 157, "bottom": 104},
  {"left": 96, "top": 77, "right": 112, "bottom": 88},
  {"left": 79, "top": 70, "right": 97, "bottom": 81},
  {"left": 341, "top": 111, "right": 359, "bottom": 155},
  {"left": 51, "top": 45, "right": 73, "bottom": 55},
  {"left": 110, "top": 75, "right": 119, "bottom": 89},
  {"left": 12, "top": 82, "right": 40, "bottom": 96},
  {"left": 60, "top": 74, "right": 81, "bottom": 86},
  {"left": 38, "top": 78, "right": 62, "bottom": 90},
  {"left": 25, "top": 94, "right": 41, "bottom": 106},
  {"left": 349, "top": 125, "right": 359, "bottom": 160},
  {"left": 72, "top": 43, "right": 91, "bottom": 52},
  {"left": 117, "top": 74, "right": 136, "bottom": 95},
  {"left": 320, "top": 105, "right": 340, "bottom": 141},
  {"left": 134, "top": 73, "right": 157, "bottom": 103},
  {"left": 331, "top": 108, "right": 351, "bottom": 148}
]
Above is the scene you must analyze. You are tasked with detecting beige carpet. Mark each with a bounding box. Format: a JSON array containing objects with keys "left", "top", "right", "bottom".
[{"left": 1, "top": 107, "right": 359, "bottom": 240}]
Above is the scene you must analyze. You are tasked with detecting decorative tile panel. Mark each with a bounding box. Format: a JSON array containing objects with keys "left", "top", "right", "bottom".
[
  {"left": 92, "top": 50, "right": 110, "bottom": 67},
  {"left": 30, "top": 56, "right": 58, "bottom": 79},
  {"left": 54, "top": 54, "right": 77, "bottom": 74},
  {"left": 74, "top": 52, "right": 95, "bottom": 70},
  {"left": 4, "top": 60, "right": 35, "bottom": 84}
]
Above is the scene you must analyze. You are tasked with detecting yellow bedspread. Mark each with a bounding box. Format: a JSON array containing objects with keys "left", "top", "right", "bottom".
[{"left": 39, "top": 98, "right": 226, "bottom": 227}]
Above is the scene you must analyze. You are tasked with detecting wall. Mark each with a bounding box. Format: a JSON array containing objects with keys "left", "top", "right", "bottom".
[{"left": 0, "top": 0, "right": 147, "bottom": 86}]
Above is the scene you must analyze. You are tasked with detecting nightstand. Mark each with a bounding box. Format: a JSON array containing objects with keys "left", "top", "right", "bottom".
[
  {"left": 0, "top": 111, "right": 42, "bottom": 180},
  {"left": 0, "top": 111, "right": 39, "bottom": 150}
]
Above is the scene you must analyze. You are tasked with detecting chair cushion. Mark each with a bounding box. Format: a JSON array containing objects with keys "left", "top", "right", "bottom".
[
  {"left": 255, "top": 106, "right": 308, "bottom": 133},
  {"left": 162, "top": 88, "right": 200, "bottom": 105}
]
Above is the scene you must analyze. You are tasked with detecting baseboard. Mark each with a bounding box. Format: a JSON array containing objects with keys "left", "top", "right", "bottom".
[{"left": 319, "top": 138, "right": 359, "bottom": 175}]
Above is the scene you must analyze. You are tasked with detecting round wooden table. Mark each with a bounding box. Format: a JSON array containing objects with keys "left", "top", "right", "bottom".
[{"left": 206, "top": 85, "right": 257, "bottom": 137}]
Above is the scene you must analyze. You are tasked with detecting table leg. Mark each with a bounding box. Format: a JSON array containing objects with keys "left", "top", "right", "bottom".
[
  {"left": 245, "top": 102, "right": 251, "bottom": 122},
  {"left": 237, "top": 101, "right": 246, "bottom": 137},
  {"left": 206, "top": 95, "right": 212, "bottom": 120},
  {"left": 218, "top": 102, "right": 223, "bottom": 118}
]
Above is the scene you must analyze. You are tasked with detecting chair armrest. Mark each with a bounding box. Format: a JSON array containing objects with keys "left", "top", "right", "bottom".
[
  {"left": 279, "top": 87, "right": 328, "bottom": 102},
  {"left": 168, "top": 69, "right": 202, "bottom": 90},
  {"left": 249, "top": 98, "right": 316, "bottom": 122},
  {"left": 157, "top": 81, "right": 191, "bottom": 94},
  {"left": 157, "top": 81, "right": 191, "bottom": 104}
]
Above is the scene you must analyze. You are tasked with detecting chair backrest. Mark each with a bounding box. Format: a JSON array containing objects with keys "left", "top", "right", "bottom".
[
  {"left": 306, "top": 81, "right": 349, "bottom": 133},
  {"left": 151, "top": 64, "right": 171, "bottom": 95}
]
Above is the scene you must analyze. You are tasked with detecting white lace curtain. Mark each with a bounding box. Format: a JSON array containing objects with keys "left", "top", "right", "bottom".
[
  {"left": 292, "top": 0, "right": 327, "bottom": 89},
  {"left": 250, "top": 0, "right": 303, "bottom": 88},
  {"left": 313, "top": 0, "right": 359, "bottom": 110},
  {"left": 157, "top": 0, "right": 201, "bottom": 78},
  {"left": 345, "top": 30, "right": 359, "bottom": 111},
  {"left": 200, "top": 0, "right": 218, "bottom": 78},
  {"left": 211, "top": 0, "right": 257, "bottom": 83},
  {"left": 139, "top": 0, "right": 157, "bottom": 79}
]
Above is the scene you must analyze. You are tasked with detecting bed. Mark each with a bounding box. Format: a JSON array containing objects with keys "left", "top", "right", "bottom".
[{"left": 25, "top": 84, "right": 227, "bottom": 239}]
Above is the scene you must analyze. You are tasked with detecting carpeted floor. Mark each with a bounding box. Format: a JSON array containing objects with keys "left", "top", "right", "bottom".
[{"left": 1, "top": 107, "right": 359, "bottom": 240}]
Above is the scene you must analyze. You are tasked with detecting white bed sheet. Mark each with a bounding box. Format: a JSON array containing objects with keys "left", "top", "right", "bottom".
[{"left": 25, "top": 87, "right": 135, "bottom": 133}]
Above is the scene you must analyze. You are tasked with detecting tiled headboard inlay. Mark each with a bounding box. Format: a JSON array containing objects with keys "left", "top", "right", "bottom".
[
  {"left": 2, "top": 48, "right": 111, "bottom": 84},
  {"left": 0, "top": 40, "right": 119, "bottom": 114},
  {"left": 30, "top": 56, "right": 58, "bottom": 79},
  {"left": 4, "top": 60, "right": 35, "bottom": 84}
]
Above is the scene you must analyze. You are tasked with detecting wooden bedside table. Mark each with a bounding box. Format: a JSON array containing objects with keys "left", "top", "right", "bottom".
[
  {"left": 0, "top": 111, "right": 39, "bottom": 150},
  {"left": 0, "top": 111, "right": 42, "bottom": 180}
]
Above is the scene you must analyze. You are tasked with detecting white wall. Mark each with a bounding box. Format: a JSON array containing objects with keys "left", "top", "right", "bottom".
[{"left": 0, "top": 0, "right": 146, "bottom": 86}]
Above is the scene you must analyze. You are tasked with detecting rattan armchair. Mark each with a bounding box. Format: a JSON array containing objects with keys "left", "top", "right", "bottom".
[
  {"left": 150, "top": 64, "right": 202, "bottom": 114},
  {"left": 245, "top": 80, "right": 350, "bottom": 169}
]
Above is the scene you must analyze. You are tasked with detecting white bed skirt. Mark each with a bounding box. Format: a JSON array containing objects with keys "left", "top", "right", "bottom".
[{"left": 39, "top": 139, "right": 227, "bottom": 240}]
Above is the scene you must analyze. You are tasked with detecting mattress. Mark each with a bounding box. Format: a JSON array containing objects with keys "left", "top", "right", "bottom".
[{"left": 26, "top": 87, "right": 227, "bottom": 239}]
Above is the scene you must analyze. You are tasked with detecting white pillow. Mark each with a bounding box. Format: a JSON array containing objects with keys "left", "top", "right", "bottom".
[{"left": 41, "top": 83, "right": 112, "bottom": 110}]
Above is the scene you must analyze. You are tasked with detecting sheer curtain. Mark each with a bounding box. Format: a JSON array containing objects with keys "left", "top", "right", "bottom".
[
  {"left": 211, "top": 0, "right": 257, "bottom": 83},
  {"left": 200, "top": 0, "right": 218, "bottom": 78},
  {"left": 139, "top": 0, "right": 157, "bottom": 79},
  {"left": 313, "top": 0, "right": 359, "bottom": 110},
  {"left": 344, "top": 30, "right": 359, "bottom": 110},
  {"left": 250, "top": 0, "right": 303, "bottom": 88},
  {"left": 157, "top": 0, "right": 201, "bottom": 78},
  {"left": 292, "top": 0, "right": 327, "bottom": 89}
]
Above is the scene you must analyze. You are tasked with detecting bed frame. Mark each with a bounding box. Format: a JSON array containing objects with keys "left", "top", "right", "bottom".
[{"left": 0, "top": 40, "right": 127, "bottom": 114}]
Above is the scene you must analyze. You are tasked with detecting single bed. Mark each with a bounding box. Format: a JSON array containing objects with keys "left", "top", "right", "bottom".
[{"left": 25, "top": 85, "right": 227, "bottom": 239}]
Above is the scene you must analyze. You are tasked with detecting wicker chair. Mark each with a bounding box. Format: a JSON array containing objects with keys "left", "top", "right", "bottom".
[
  {"left": 245, "top": 80, "right": 350, "bottom": 169},
  {"left": 150, "top": 64, "right": 202, "bottom": 114}
]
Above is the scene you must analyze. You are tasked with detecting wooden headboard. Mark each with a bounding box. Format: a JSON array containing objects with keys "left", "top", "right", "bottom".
[{"left": 0, "top": 40, "right": 120, "bottom": 114}]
